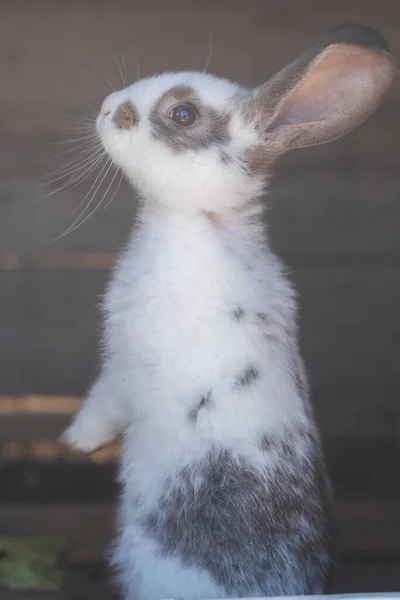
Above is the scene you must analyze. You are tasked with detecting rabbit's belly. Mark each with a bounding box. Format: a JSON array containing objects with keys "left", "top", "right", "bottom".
[
  {"left": 112, "top": 523, "right": 225, "bottom": 600},
  {"left": 116, "top": 444, "right": 332, "bottom": 599}
]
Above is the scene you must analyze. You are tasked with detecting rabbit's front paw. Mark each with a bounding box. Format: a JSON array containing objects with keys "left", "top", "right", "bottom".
[{"left": 59, "top": 414, "right": 116, "bottom": 454}]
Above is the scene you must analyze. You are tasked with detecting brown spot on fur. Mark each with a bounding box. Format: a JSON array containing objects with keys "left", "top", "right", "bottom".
[
  {"left": 113, "top": 101, "right": 139, "bottom": 129},
  {"left": 150, "top": 85, "right": 231, "bottom": 152},
  {"left": 188, "top": 391, "right": 212, "bottom": 423},
  {"left": 256, "top": 312, "right": 269, "bottom": 325},
  {"left": 234, "top": 365, "right": 259, "bottom": 389},
  {"left": 233, "top": 307, "right": 245, "bottom": 320}
]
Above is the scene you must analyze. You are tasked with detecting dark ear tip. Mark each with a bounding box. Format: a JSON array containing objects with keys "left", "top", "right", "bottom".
[{"left": 326, "top": 24, "right": 390, "bottom": 52}]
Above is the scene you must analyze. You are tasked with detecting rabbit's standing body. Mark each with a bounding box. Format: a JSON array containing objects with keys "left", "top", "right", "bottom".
[
  {"left": 61, "top": 24, "right": 397, "bottom": 600},
  {"left": 106, "top": 203, "right": 332, "bottom": 599}
]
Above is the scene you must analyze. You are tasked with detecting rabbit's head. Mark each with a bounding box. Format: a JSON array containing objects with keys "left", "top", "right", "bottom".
[{"left": 97, "top": 25, "right": 396, "bottom": 213}]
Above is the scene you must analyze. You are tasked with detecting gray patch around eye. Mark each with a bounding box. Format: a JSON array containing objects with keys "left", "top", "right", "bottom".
[
  {"left": 150, "top": 85, "right": 231, "bottom": 152},
  {"left": 112, "top": 100, "right": 139, "bottom": 129},
  {"left": 234, "top": 365, "right": 259, "bottom": 389},
  {"left": 141, "top": 446, "right": 334, "bottom": 595},
  {"left": 188, "top": 391, "right": 212, "bottom": 423}
]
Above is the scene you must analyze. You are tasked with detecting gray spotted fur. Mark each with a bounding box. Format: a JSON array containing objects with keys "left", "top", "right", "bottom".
[{"left": 143, "top": 443, "right": 334, "bottom": 596}]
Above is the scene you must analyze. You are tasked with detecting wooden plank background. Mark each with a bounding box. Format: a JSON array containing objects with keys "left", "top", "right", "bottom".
[{"left": 0, "top": 0, "right": 399, "bottom": 562}]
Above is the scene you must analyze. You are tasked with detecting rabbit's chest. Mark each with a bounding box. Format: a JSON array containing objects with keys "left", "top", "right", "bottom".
[
  {"left": 108, "top": 228, "right": 287, "bottom": 365},
  {"left": 105, "top": 223, "right": 298, "bottom": 429},
  {"left": 109, "top": 265, "right": 284, "bottom": 401}
]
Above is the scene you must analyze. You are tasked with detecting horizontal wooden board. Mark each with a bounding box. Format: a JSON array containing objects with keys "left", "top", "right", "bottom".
[
  {"left": 0, "top": 253, "right": 116, "bottom": 271},
  {"left": 293, "top": 265, "right": 400, "bottom": 385},
  {"left": 0, "top": 390, "right": 398, "bottom": 449},
  {"left": 1, "top": 437, "right": 399, "bottom": 499},
  {"left": 1, "top": 493, "right": 400, "bottom": 562},
  {"left": 0, "top": 438, "right": 399, "bottom": 561},
  {"left": 0, "top": 269, "right": 105, "bottom": 395},
  {"left": 1, "top": 165, "right": 400, "bottom": 259},
  {"left": 0, "top": 395, "right": 81, "bottom": 414},
  {"left": 1, "top": 168, "right": 400, "bottom": 260}
]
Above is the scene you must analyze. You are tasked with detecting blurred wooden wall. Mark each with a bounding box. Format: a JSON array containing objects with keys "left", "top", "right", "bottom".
[{"left": 0, "top": 0, "right": 399, "bottom": 562}]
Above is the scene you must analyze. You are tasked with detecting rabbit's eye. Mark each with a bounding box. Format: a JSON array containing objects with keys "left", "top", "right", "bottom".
[{"left": 170, "top": 104, "right": 197, "bottom": 126}]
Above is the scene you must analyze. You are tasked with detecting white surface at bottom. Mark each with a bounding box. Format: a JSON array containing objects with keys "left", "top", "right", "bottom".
[{"left": 163, "top": 594, "right": 400, "bottom": 600}]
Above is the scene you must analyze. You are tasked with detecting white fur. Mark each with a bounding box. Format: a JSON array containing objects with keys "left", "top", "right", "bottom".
[{"left": 62, "top": 72, "right": 316, "bottom": 600}]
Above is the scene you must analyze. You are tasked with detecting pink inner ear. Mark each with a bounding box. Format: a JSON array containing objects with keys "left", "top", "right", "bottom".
[
  {"left": 268, "top": 61, "right": 356, "bottom": 131},
  {"left": 271, "top": 96, "right": 328, "bottom": 128},
  {"left": 263, "top": 41, "right": 396, "bottom": 149}
]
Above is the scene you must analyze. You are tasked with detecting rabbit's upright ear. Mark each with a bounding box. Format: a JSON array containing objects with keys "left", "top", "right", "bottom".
[{"left": 250, "top": 25, "right": 397, "bottom": 152}]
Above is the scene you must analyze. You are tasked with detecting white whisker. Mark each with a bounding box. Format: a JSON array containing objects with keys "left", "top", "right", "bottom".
[
  {"left": 69, "top": 157, "right": 113, "bottom": 220},
  {"left": 51, "top": 160, "right": 117, "bottom": 242},
  {"left": 112, "top": 51, "right": 126, "bottom": 90},
  {"left": 136, "top": 57, "right": 141, "bottom": 81},
  {"left": 45, "top": 141, "right": 102, "bottom": 165},
  {"left": 39, "top": 153, "right": 106, "bottom": 200},
  {"left": 103, "top": 168, "right": 124, "bottom": 210},
  {"left": 203, "top": 30, "right": 213, "bottom": 73},
  {"left": 53, "top": 134, "right": 98, "bottom": 146},
  {"left": 43, "top": 145, "right": 104, "bottom": 181},
  {"left": 121, "top": 51, "right": 129, "bottom": 88}
]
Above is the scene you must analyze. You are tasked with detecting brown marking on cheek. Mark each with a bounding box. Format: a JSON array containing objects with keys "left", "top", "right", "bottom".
[{"left": 113, "top": 101, "right": 139, "bottom": 130}]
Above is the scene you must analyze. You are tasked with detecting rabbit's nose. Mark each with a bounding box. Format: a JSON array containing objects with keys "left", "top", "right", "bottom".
[{"left": 100, "top": 90, "right": 129, "bottom": 118}]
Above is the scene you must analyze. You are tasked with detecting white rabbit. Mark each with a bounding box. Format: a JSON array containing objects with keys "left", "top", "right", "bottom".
[{"left": 61, "top": 24, "right": 397, "bottom": 600}]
